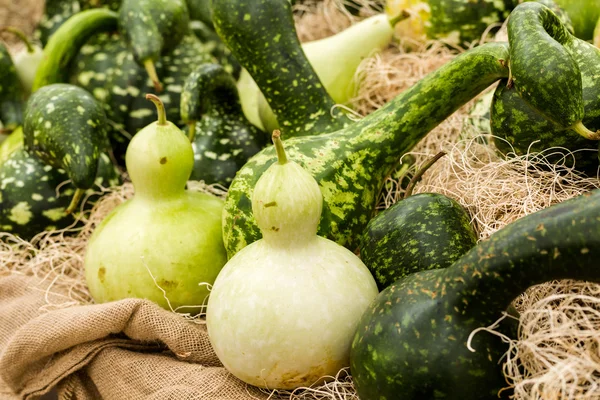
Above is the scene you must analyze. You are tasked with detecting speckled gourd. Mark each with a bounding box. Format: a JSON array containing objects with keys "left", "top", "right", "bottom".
[
  {"left": 223, "top": 42, "right": 511, "bottom": 258},
  {"left": 350, "top": 188, "right": 600, "bottom": 399},
  {"left": 0, "top": 43, "right": 25, "bottom": 131},
  {"left": 206, "top": 132, "right": 378, "bottom": 390},
  {"left": 491, "top": 2, "right": 600, "bottom": 172},
  {"left": 84, "top": 95, "right": 227, "bottom": 311},
  {"left": 180, "top": 63, "right": 267, "bottom": 187}
]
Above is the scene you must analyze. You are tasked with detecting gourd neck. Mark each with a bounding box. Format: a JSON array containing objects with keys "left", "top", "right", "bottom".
[{"left": 1, "top": 27, "right": 35, "bottom": 53}]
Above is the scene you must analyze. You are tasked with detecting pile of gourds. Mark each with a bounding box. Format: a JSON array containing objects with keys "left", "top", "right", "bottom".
[{"left": 1, "top": 0, "right": 600, "bottom": 399}]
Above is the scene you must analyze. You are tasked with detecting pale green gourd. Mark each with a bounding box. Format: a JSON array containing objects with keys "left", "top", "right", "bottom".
[
  {"left": 84, "top": 94, "right": 227, "bottom": 312},
  {"left": 238, "top": 14, "right": 398, "bottom": 132},
  {"left": 206, "top": 131, "right": 378, "bottom": 390},
  {"left": 1, "top": 27, "right": 44, "bottom": 95}
]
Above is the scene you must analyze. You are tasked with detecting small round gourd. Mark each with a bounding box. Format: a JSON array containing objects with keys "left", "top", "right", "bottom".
[
  {"left": 84, "top": 94, "right": 227, "bottom": 312},
  {"left": 206, "top": 131, "right": 378, "bottom": 390}
]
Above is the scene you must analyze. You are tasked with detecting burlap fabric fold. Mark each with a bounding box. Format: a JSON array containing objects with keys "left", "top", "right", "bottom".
[{"left": 0, "top": 274, "right": 268, "bottom": 400}]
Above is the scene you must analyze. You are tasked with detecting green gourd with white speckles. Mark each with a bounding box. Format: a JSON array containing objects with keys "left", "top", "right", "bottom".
[
  {"left": 180, "top": 63, "right": 268, "bottom": 187},
  {"left": 118, "top": 0, "right": 190, "bottom": 93},
  {"left": 211, "top": 0, "right": 350, "bottom": 138},
  {"left": 350, "top": 188, "right": 600, "bottom": 400},
  {"left": 23, "top": 84, "right": 109, "bottom": 213},
  {"left": 223, "top": 42, "right": 511, "bottom": 258},
  {"left": 0, "top": 43, "right": 25, "bottom": 131},
  {"left": 490, "top": 3, "right": 600, "bottom": 173},
  {"left": 360, "top": 192, "right": 477, "bottom": 291},
  {"left": 0, "top": 128, "right": 120, "bottom": 240}
]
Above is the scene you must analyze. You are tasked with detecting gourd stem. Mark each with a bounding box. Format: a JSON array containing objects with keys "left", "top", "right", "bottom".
[
  {"left": 65, "top": 188, "right": 85, "bottom": 215},
  {"left": 146, "top": 94, "right": 167, "bottom": 126},
  {"left": 388, "top": 10, "right": 411, "bottom": 28},
  {"left": 1, "top": 27, "right": 34, "bottom": 53},
  {"left": 272, "top": 130, "right": 287, "bottom": 165},
  {"left": 143, "top": 59, "right": 163, "bottom": 93},
  {"left": 404, "top": 151, "right": 446, "bottom": 198},
  {"left": 187, "top": 122, "right": 196, "bottom": 142},
  {"left": 571, "top": 121, "right": 600, "bottom": 140}
]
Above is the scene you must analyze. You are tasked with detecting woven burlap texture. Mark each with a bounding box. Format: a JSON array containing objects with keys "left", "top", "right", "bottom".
[{"left": 0, "top": 274, "right": 268, "bottom": 400}]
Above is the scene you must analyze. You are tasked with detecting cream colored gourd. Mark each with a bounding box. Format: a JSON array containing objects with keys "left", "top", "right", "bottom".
[
  {"left": 84, "top": 94, "right": 227, "bottom": 312},
  {"left": 238, "top": 14, "right": 397, "bottom": 132},
  {"left": 206, "top": 131, "right": 378, "bottom": 390},
  {"left": 2, "top": 27, "right": 43, "bottom": 94}
]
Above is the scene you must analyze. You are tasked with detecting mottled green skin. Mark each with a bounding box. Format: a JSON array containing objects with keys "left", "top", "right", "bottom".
[
  {"left": 360, "top": 193, "right": 477, "bottom": 291},
  {"left": 350, "top": 189, "right": 600, "bottom": 400},
  {"left": 32, "top": 8, "right": 119, "bottom": 91},
  {"left": 187, "top": 0, "right": 213, "bottom": 27},
  {"left": 554, "top": 0, "right": 600, "bottom": 40},
  {"left": 118, "top": 0, "right": 190, "bottom": 66},
  {"left": 23, "top": 84, "right": 108, "bottom": 190},
  {"left": 181, "top": 64, "right": 267, "bottom": 187},
  {"left": 190, "top": 21, "right": 241, "bottom": 80},
  {"left": 211, "top": 0, "right": 349, "bottom": 138},
  {"left": 492, "top": 31, "right": 600, "bottom": 172},
  {"left": 35, "top": 0, "right": 81, "bottom": 46},
  {"left": 527, "top": 0, "right": 574, "bottom": 33},
  {"left": 223, "top": 42, "right": 510, "bottom": 258},
  {"left": 507, "top": 2, "right": 584, "bottom": 128},
  {"left": 0, "top": 45, "right": 24, "bottom": 130},
  {"left": 426, "top": 0, "right": 518, "bottom": 45},
  {"left": 69, "top": 33, "right": 215, "bottom": 162},
  {"left": 0, "top": 146, "right": 120, "bottom": 241}
]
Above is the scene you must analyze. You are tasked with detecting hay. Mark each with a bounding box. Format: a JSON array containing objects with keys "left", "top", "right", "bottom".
[{"left": 2, "top": 0, "right": 600, "bottom": 399}]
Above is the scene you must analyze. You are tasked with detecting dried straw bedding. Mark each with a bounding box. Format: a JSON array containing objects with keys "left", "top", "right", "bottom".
[{"left": 1, "top": 1, "right": 600, "bottom": 399}]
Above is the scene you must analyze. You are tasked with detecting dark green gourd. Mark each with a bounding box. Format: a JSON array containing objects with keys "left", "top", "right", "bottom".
[
  {"left": 118, "top": 0, "right": 190, "bottom": 93},
  {"left": 211, "top": 0, "right": 349, "bottom": 138},
  {"left": 0, "top": 44, "right": 25, "bottom": 131},
  {"left": 23, "top": 84, "right": 109, "bottom": 213},
  {"left": 351, "top": 189, "right": 600, "bottom": 400},
  {"left": 0, "top": 129, "right": 120, "bottom": 240},
  {"left": 222, "top": 42, "right": 511, "bottom": 258},
  {"left": 35, "top": 0, "right": 81, "bottom": 46},
  {"left": 180, "top": 63, "right": 267, "bottom": 187},
  {"left": 189, "top": 20, "right": 241, "bottom": 80},
  {"left": 491, "top": 3, "right": 600, "bottom": 172},
  {"left": 506, "top": 2, "right": 598, "bottom": 139},
  {"left": 359, "top": 154, "right": 477, "bottom": 291}
]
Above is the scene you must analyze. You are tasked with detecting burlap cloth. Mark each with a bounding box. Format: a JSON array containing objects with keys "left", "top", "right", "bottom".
[{"left": 0, "top": 273, "right": 269, "bottom": 400}]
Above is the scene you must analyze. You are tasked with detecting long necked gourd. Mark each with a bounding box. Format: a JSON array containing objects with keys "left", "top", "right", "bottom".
[
  {"left": 206, "top": 131, "right": 378, "bottom": 390},
  {"left": 84, "top": 94, "right": 227, "bottom": 312}
]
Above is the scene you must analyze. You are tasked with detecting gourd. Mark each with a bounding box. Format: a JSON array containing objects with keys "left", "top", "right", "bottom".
[
  {"left": 595, "top": 15, "right": 600, "bottom": 47},
  {"left": 84, "top": 95, "right": 227, "bottom": 311},
  {"left": 206, "top": 131, "right": 378, "bottom": 390},
  {"left": 244, "top": 13, "right": 403, "bottom": 133},
  {"left": 118, "top": 0, "right": 190, "bottom": 93},
  {"left": 0, "top": 43, "right": 25, "bottom": 131},
  {"left": 385, "top": 0, "right": 518, "bottom": 47},
  {"left": 180, "top": 63, "right": 267, "bottom": 187},
  {"left": 0, "top": 27, "right": 44, "bottom": 95},
  {"left": 23, "top": 84, "right": 109, "bottom": 213},
  {"left": 223, "top": 41, "right": 511, "bottom": 258},
  {"left": 211, "top": 0, "right": 349, "bottom": 138},
  {"left": 359, "top": 153, "right": 477, "bottom": 290},
  {"left": 491, "top": 2, "right": 600, "bottom": 172},
  {"left": 350, "top": 188, "right": 600, "bottom": 400},
  {"left": 553, "top": 0, "right": 600, "bottom": 40}
]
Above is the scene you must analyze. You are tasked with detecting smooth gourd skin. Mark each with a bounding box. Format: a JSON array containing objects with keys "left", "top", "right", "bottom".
[
  {"left": 351, "top": 189, "right": 600, "bottom": 400},
  {"left": 223, "top": 42, "right": 510, "bottom": 258},
  {"left": 207, "top": 140, "right": 378, "bottom": 390},
  {"left": 0, "top": 44, "right": 25, "bottom": 131},
  {"left": 211, "top": 0, "right": 348, "bottom": 138},
  {"left": 84, "top": 108, "right": 227, "bottom": 312},
  {"left": 23, "top": 84, "right": 108, "bottom": 190},
  {"left": 554, "top": 0, "right": 600, "bottom": 40},
  {"left": 360, "top": 193, "right": 477, "bottom": 291},
  {"left": 180, "top": 64, "right": 268, "bottom": 187}
]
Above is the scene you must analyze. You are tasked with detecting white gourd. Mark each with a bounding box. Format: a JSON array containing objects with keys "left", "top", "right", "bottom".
[{"left": 206, "top": 131, "right": 379, "bottom": 390}]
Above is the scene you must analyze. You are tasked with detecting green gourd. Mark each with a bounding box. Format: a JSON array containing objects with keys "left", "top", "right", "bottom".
[
  {"left": 359, "top": 153, "right": 478, "bottom": 291},
  {"left": 206, "top": 131, "right": 378, "bottom": 390},
  {"left": 350, "top": 189, "right": 600, "bottom": 400},
  {"left": 84, "top": 95, "right": 227, "bottom": 312},
  {"left": 223, "top": 42, "right": 511, "bottom": 258},
  {"left": 23, "top": 84, "right": 109, "bottom": 213},
  {"left": 211, "top": 0, "right": 349, "bottom": 138},
  {"left": 595, "top": 15, "right": 600, "bottom": 47},
  {"left": 189, "top": 20, "right": 241, "bottom": 79},
  {"left": 0, "top": 27, "right": 44, "bottom": 95},
  {"left": 118, "top": 0, "right": 190, "bottom": 93},
  {"left": 0, "top": 43, "right": 25, "bottom": 131},
  {"left": 553, "top": 0, "right": 600, "bottom": 40},
  {"left": 180, "top": 63, "right": 267, "bottom": 187},
  {"left": 34, "top": 0, "right": 81, "bottom": 46}
]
